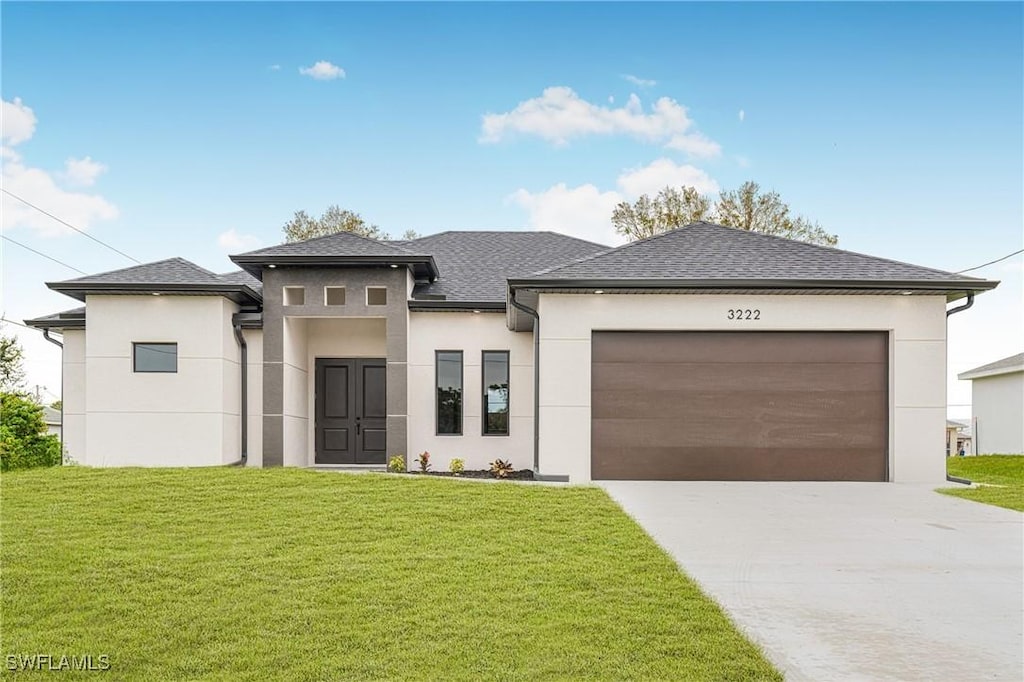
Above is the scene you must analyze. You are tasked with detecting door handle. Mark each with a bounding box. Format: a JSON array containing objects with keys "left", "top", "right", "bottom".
[{"left": 356, "top": 417, "right": 361, "bottom": 436}]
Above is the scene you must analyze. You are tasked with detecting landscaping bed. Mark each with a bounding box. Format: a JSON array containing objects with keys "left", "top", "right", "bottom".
[{"left": 404, "top": 469, "right": 535, "bottom": 480}]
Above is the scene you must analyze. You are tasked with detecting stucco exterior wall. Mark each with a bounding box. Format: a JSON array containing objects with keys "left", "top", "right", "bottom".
[
  {"left": 242, "top": 329, "right": 264, "bottom": 467},
  {"left": 536, "top": 293, "right": 949, "bottom": 483},
  {"left": 61, "top": 329, "right": 86, "bottom": 464},
  {"left": 972, "top": 372, "right": 1024, "bottom": 454},
  {"left": 408, "top": 311, "right": 534, "bottom": 472},
  {"left": 81, "top": 295, "right": 243, "bottom": 466}
]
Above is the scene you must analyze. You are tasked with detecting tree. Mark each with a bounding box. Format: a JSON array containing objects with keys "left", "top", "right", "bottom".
[
  {"left": 283, "top": 205, "right": 388, "bottom": 243},
  {"left": 1, "top": 332, "right": 26, "bottom": 394},
  {"left": 611, "top": 181, "right": 838, "bottom": 246},
  {"left": 0, "top": 393, "right": 62, "bottom": 471},
  {"left": 400, "top": 229, "right": 422, "bottom": 241}
]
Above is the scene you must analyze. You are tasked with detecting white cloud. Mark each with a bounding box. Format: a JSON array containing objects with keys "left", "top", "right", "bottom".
[
  {"left": 739, "top": 109, "right": 745, "bottom": 122},
  {"left": 299, "top": 60, "right": 346, "bottom": 80},
  {"left": 0, "top": 98, "right": 118, "bottom": 237},
  {"left": 217, "top": 228, "right": 262, "bottom": 252},
  {"left": 665, "top": 132, "right": 722, "bottom": 159},
  {"left": 616, "top": 158, "right": 719, "bottom": 198},
  {"left": 1, "top": 97, "right": 37, "bottom": 146},
  {"left": 62, "top": 156, "right": 107, "bottom": 187},
  {"left": 269, "top": 64, "right": 281, "bottom": 71},
  {"left": 508, "top": 159, "right": 719, "bottom": 244},
  {"left": 480, "top": 87, "right": 716, "bottom": 157},
  {"left": 623, "top": 74, "right": 657, "bottom": 88}
]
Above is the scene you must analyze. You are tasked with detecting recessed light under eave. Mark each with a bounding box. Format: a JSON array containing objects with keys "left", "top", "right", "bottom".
[{"left": 594, "top": 289, "right": 605, "bottom": 294}]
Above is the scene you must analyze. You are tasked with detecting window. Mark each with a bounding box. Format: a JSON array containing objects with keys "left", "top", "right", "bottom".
[
  {"left": 283, "top": 286, "right": 305, "bottom": 306},
  {"left": 436, "top": 351, "right": 463, "bottom": 435},
  {"left": 133, "top": 343, "right": 177, "bottom": 373},
  {"left": 325, "top": 286, "right": 346, "bottom": 306},
  {"left": 367, "top": 287, "right": 387, "bottom": 306},
  {"left": 482, "top": 351, "right": 510, "bottom": 436}
]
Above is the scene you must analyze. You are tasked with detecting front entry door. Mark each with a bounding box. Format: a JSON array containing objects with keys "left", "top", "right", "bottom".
[{"left": 314, "top": 358, "right": 387, "bottom": 464}]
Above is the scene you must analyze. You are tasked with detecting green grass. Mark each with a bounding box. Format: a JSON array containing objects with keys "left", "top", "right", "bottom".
[
  {"left": 942, "top": 455, "right": 1024, "bottom": 512},
  {"left": 1, "top": 468, "right": 780, "bottom": 680}
]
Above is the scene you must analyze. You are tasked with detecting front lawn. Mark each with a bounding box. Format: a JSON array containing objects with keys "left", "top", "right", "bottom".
[
  {"left": 1, "top": 468, "right": 779, "bottom": 680},
  {"left": 942, "top": 455, "right": 1024, "bottom": 512}
]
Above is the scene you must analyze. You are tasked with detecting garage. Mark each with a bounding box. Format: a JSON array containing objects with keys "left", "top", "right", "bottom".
[{"left": 591, "top": 331, "right": 889, "bottom": 481}]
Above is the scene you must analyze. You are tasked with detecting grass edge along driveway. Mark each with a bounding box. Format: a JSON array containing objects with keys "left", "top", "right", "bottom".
[
  {"left": 942, "top": 455, "right": 1024, "bottom": 512},
  {"left": 2, "top": 467, "right": 780, "bottom": 680}
]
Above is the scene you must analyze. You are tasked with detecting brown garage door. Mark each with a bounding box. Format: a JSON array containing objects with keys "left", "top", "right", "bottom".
[{"left": 591, "top": 331, "right": 888, "bottom": 481}]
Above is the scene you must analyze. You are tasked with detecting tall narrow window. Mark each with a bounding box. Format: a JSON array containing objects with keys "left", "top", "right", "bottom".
[
  {"left": 436, "top": 351, "right": 463, "bottom": 435},
  {"left": 482, "top": 351, "right": 509, "bottom": 436},
  {"left": 133, "top": 343, "right": 178, "bottom": 373}
]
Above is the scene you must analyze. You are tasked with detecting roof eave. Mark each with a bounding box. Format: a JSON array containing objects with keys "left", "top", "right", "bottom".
[
  {"left": 408, "top": 300, "right": 505, "bottom": 312},
  {"left": 229, "top": 254, "right": 440, "bottom": 281},
  {"left": 957, "top": 365, "right": 1024, "bottom": 381},
  {"left": 507, "top": 277, "right": 1000, "bottom": 293},
  {"left": 46, "top": 281, "right": 263, "bottom": 304}
]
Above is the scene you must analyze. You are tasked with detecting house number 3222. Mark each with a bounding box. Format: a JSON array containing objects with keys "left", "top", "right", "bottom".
[{"left": 727, "top": 309, "right": 761, "bottom": 320}]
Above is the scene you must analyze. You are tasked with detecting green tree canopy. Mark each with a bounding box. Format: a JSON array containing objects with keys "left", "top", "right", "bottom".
[
  {"left": 1, "top": 331, "right": 26, "bottom": 394},
  {"left": 612, "top": 181, "right": 837, "bottom": 246},
  {"left": 282, "top": 206, "right": 422, "bottom": 243}
]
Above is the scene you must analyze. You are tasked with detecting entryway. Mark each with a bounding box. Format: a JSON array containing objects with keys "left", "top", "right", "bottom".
[{"left": 314, "top": 358, "right": 386, "bottom": 464}]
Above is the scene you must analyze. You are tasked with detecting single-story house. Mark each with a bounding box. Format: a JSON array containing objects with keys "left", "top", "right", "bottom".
[
  {"left": 43, "top": 405, "right": 62, "bottom": 439},
  {"left": 958, "top": 353, "right": 1024, "bottom": 454},
  {"left": 26, "top": 222, "right": 999, "bottom": 482},
  {"left": 945, "top": 419, "right": 972, "bottom": 456}
]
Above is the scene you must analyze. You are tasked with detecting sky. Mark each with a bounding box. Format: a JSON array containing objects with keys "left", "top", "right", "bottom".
[{"left": 2, "top": 2, "right": 1022, "bottom": 417}]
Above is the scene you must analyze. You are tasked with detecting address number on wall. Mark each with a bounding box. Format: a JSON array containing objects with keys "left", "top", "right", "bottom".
[{"left": 727, "top": 309, "right": 761, "bottom": 320}]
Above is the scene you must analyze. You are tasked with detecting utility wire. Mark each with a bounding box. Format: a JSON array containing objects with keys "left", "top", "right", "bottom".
[
  {"left": 957, "top": 248, "right": 1024, "bottom": 274},
  {"left": 0, "top": 316, "right": 37, "bottom": 331},
  {"left": 1, "top": 188, "right": 140, "bottom": 264},
  {"left": 2, "top": 235, "right": 88, "bottom": 274}
]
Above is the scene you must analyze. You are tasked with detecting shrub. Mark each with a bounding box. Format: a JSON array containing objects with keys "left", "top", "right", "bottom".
[
  {"left": 415, "top": 451, "right": 431, "bottom": 473},
  {"left": 387, "top": 455, "right": 405, "bottom": 473},
  {"left": 0, "top": 393, "right": 62, "bottom": 472},
  {"left": 449, "top": 458, "right": 465, "bottom": 474},
  {"left": 489, "top": 458, "right": 514, "bottom": 479}
]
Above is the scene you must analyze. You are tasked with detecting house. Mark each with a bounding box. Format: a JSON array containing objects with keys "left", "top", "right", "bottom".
[
  {"left": 945, "top": 419, "right": 972, "bottom": 456},
  {"left": 42, "top": 405, "right": 62, "bottom": 439},
  {"left": 26, "top": 222, "right": 999, "bottom": 482},
  {"left": 958, "top": 353, "right": 1024, "bottom": 454}
]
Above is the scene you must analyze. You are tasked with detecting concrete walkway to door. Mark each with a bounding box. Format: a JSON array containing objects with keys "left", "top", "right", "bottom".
[{"left": 599, "top": 482, "right": 1023, "bottom": 681}]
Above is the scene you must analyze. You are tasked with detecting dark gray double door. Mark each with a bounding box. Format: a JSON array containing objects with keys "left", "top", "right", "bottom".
[{"left": 314, "top": 358, "right": 387, "bottom": 465}]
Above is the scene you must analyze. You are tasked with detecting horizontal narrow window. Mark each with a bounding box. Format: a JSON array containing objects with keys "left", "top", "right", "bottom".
[
  {"left": 483, "top": 351, "right": 509, "bottom": 436},
  {"left": 436, "top": 351, "right": 463, "bottom": 435},
  {"left": 325, "top": 286, "right": 346, "bottom": 306},
  {"left": 133, "top": 343, "right": 177, "bottom": 373}
]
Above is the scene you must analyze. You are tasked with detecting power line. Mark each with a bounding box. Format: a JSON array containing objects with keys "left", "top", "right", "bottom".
[
  {"left": 0, "top": 316, "right": 38, "bottom": 331},
  {"left": 2, "top": 235, "right": 87, "bottom": 274},
  {"left": 1, "top": 188, "right": 140, "bottom": 264},
  {"left": 957, "top": 248, "right": 1024, "bottom": 274}
]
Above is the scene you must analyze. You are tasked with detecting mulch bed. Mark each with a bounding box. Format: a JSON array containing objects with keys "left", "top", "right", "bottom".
[{"left": 403, "top": 469, "right": 535, "bottom": 480}]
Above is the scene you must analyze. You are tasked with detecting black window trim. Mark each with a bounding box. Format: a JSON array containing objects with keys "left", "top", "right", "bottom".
[
  {"left": 132, "top": 342, "right": 178, "bottom": 373},
  {"left": 435, "top": 350, "right": 463, "bottom": 436},
  {"left": 481, "top": 350, "right": 510, "bottom": 437}
]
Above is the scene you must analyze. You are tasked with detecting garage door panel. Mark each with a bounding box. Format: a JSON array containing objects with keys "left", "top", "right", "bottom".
[
  {"left": 591, "top": 446, "right": 887, "bottom": 481},
  {"left": 591, "top": 362, "right": 887, "bottom": 393},
  {"left": 594, "top": 410, "right": 887, "bottom": 449},
  {"left": 591, "top": 331, "right": 888, "bottom": 481},
  {"left": 592, "top": 331, "right": 887, "bottom": 364}
]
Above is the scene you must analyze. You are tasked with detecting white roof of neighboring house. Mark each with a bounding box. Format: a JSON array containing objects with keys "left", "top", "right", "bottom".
[
  {"left": 43, "top": 406, "right": 61, "bottom": 426},
  {"left": 958, "top": 353, "right": 1024, "bottom": 381}
]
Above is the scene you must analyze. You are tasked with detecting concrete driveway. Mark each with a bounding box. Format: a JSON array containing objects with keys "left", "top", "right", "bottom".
[{"left": 599, "top": 482, "right": 1023, "bottom": 681}]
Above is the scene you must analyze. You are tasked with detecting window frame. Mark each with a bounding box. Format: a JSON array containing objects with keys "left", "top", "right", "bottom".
[
  {"left": 132, "top": 342, "right": 178, "bottom": 374},
  {"left": 481, "top": 350, "right": 510, "bottom": 437},
  {"left": 324, "top": 286, "right": 347, "bottom": 306},
  {"left": 435, "top": 350, "right": 464, "bottom": 436},
  {"left": 283, "top": 286, "right": 305, "bottom": 306},
  {"left": 366, "top": 286, "right": 388, "bottom": 306}
]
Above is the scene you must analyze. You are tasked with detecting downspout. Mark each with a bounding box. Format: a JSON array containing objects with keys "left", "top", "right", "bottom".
[
  {"left": 509, "top": 287, "right": 540, "bottom": 474},
  {"left": 232, "top": 321, "right": 248, "bottom": 466},
  {"left": 41, "top": 329, "right": 64, "bottom": 465},
  {"left": 945, "top": 291, "right": 975, "bottom": 485}
]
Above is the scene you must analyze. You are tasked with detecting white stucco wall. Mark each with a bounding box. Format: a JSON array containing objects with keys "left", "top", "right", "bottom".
[
  {"left": 971, "top": 372, "right": 1024, "bottom": 454},
  {"left": 61, "top": 329, "right": 86, "bottom": 464},
  {"left": 536, "top": 293, "right": 949, "bottom": 483},
  {"left": 79, "top": 295, "right": 245, "bottom": 466},
  {"left": 282, "top": 317, "right": 308, "bottom": 467},
  {"left": 242, "top": 329, "right": 264, "bottom": 467},
  {"left": 408, "top": 312, "right": 534, "bottom": 472}
]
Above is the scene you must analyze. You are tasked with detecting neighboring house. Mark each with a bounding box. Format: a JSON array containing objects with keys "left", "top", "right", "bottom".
[
  {"left": 958, "top": 353, "right": 1024, "bottom": 454},
  {"left": 26, "top": 222, "right": 999, "bottom": 483},
  {"left": 945, "top": 419, "right": 972, "bottom": 456},
  {"left": 43, "top": 406, "right": 62, "bottom": 439}
]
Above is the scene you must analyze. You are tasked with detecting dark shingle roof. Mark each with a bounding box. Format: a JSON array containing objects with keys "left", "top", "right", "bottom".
[
  {"left": 521, "top": 222, "right": 995, "bottom": 288},
  {"left": 217, "top": 269, "right": 263, "bottom": 293},
  {"left": 24, "top": 306, "right": 86, "bottom": 329},
  {"left": 234, "top": 230, "right": 422, "bottom": 258},
  {"left": 959, "top": 353, "right": 1024, "bottom": 380},
  {"left": 404, "top": 231, "right": 609, "bottom": 302},
  {"left": 47, "top": 258, "right": 262, "bottom": 303}
]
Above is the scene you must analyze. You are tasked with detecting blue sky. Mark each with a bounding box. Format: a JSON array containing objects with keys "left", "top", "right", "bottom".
[{"left": 2, "top": 2, "right": 1022, "bottom": 415}]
